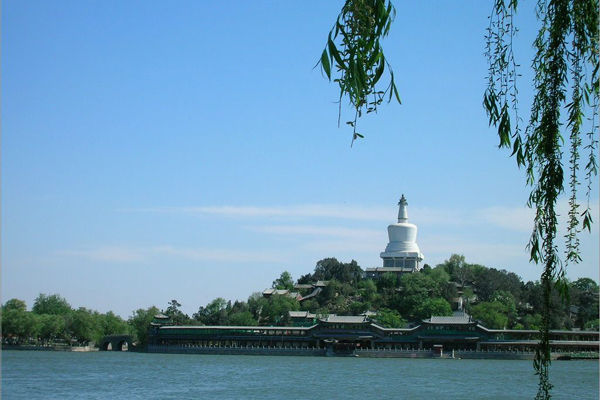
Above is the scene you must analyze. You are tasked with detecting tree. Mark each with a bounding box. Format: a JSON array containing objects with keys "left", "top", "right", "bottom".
[
  {"left": 311, "top": 258, "right": 363, "bottom": 283},
  {"left": 318, "top": 0, "right": 400, "bottom": 146},
  {"left": 128, "top": 306, "right": 160, "bottom": 347},
  {"left": 194, "top": 298, "right": 229, "bottom": 326},
  {"left": 321, "top": 2, "right": 598, "bottom": 397},
  {"left": 415, "top": 298, "right": 453, "bottom": 320},
  {"left": 569, "top": 278, "right": 599, "bottom": 329},
  {"left": 258, "top": 295, "right": 300, "bottom": 325},
  {"left": 471, "top": 301, "right": 509, "bottom": 329},
  {"left": 229, "top": 311, "right": 258, "bottom": 326},
  {"left": 38, "top": 314, "right": 66, "bottom": 345},
  {"left": 1, "top": 307, "right": 40, "bottom": 344},
  {"left": 272, "top": 271, "right": 295, "bottom": 291},
  {"left": 358, "top": 279, "right": 378, "bottom": 304},
  {"left": 571, "top": 277, "right": 599, "bottom": 293},
  {"left": 474, "top": 268, "right": 523, "bottom": 303},
  {"left": 68, "top": 307, "right": 101, "bottom": 345},
  {"left": 32, "top": 294, "right": 72, "bottom": 316},
  {"left": 377, "top": 272, "right": 397, "bottom": 290},
  {"left": 492, "top": 291, "right": 519, "bottom": 328},
  {"left": 165, "top": 299, "right": 190, "bottom": 326},
  {"left": 437, "top": 254, "right": 468, "bottom": 279},
  {"left": 3, "top": 299, "right": 27, "bottom": 312},
  {"left": 348, "top": 301, "right": 370, "bottom": 315},
  {"left": 484, "top": 2, "right": 598, "bottom": 397},
  {"left": 374, "top": 308, "right": 405, "bottom": 328},
  {"left": 101, "top": 311, "right": 130, "bottom": 336}
]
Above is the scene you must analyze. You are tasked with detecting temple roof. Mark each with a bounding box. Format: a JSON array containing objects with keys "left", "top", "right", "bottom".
[
  {"left": 321, "top": 315, "right": 369, "bottom": 324},
  {"left": 425, "top": 315, "right": 472, "bottom": 324}
]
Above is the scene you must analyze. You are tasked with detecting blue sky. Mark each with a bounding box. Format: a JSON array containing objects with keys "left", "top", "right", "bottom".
[{"left": 3, "top": 1, "right": 598, "bottom": 318}]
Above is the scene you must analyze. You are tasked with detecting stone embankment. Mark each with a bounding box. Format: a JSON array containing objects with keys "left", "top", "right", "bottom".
[
  {"left": 2, "top": 345, "right": 99, "bottom": 352},
  {"left": 148, "top": 344, "right": 599, "bottom": 360},
  {"left": 148, "top": 345, "right": 326, "bottom": 357}
]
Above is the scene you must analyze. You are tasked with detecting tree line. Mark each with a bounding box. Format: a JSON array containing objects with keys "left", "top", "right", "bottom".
[{"left": 2, "top": 254, "right": 598, "bottom": 347}]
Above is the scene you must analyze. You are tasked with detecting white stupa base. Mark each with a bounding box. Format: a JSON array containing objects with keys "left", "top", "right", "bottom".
[{"left": 380, "top": 251, "right": 424, "bottom": 271}]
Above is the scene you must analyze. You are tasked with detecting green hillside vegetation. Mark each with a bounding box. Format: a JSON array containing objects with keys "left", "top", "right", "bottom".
[{"left": 2, "top": 254, "right": 598, "bottom": 347}]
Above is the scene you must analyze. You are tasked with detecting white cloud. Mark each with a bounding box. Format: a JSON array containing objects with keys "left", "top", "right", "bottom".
[
  {"left": 124, "top": 202, "right": 583, "bottom": 233},
  {"left": 54, "top": 247, "right": 150, "bottom": 263},
  {"left": 53, "top": 245, "right": 286, "bottom": 264},
  {"left": 109, "top": 199, "right": 597, "bottom": 276},
  {"left": 474, "top": 206, "right": 535, "bottom": 232},
  {"left": 123, "top": 204, "right": 393, "bottom": 222},
  {"left": 246, "top": 225, "right": 383, "bottom": 240}
]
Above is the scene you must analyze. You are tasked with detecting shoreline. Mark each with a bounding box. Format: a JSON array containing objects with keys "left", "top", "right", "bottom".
[{"left": 5, "top": 344, "right": 597, "bottom": 360}]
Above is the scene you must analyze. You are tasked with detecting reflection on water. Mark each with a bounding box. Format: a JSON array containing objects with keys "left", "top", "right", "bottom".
[{"left": 2, "top": 351, "right": 598, "bottom": 400}]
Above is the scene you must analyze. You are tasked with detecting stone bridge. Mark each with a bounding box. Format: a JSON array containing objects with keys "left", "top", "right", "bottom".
[{"left": 99, "top": 335, "right": 134, "bottom": 351}]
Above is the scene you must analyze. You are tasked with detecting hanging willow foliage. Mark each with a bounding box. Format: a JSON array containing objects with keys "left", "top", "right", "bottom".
[
  {"left": 322, "top": 1, "right": 597, "bottom": 399},
  {"left": 318, "top": 0, "right": 400, "bottom": 146},
  {"left": 484, "top": 0, "right": 598, "bottom": 399}
]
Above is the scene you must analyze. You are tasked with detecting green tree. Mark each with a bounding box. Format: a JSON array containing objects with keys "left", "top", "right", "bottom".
[
  {"left": 300, "top": 299, "right": 319, "bottom": 313},
  {"left": 483, "top": 2, "right": 598, "bottom": 396},
  {"left": 258, "top": 295, "right": 300, "bottom": 325},
  {"left": 374, "top": 308, "right": 405, "bottom": 328},
  {"left": 32, "top": 294, "right": 72, "bottom": 316},
  {"left": 128, "top": 306, "right": 160, "bottom": 347},
  {"left": 522, "top": 314, "right": 543, "bottom": 330},
  {"left": 415, "top": 298, "right": 452, "bottom": 320},
  {"left": 68, "top": 308, "right": 101, "bottom": 345},
  {"left": 3, "top": 299, "right": 27, "bottom": 312},
  {"left": 471, "top": 302, "right": 509, "bottom": 329},
  {"left": 311, "top": 258, "right": 363, "bottom": 283},
  {"left": 397, "top": 273, "right": 433, "bottom": 319},
  {"left": 377, "top": 272, "right": 397, "bottom": 290},
  {"left": 569, "top": 278, "right": 600, "bottom": 329},
  {"left": 492, "top": 291, "right": 519, "bottom": 328},
  {"left": 101, "top": 311, "right": 130, "bottom": 336},
  {"left": 165, "top": 299, "right": 190, "bottom": 326},
  {"left": 436, "top": 254, "right": 468, "bottom": 279},
  {"left": 348, "top": 301, "right": 370, "bottom": 316},
  {"left": 584, "top": 319, "right": 599, "bottom": 331},
  {"left": 474, "top": 268, "right": 523, "bottom": 303},
  {"left": 358, "top": 279, "right": 378, "bottom": 304},
  {"left": 194, "top": 298, "right": 229, "bottom": 326},
  {"left": 1, "top": 308, "right": 40, "bottom": 344},
  {"left": 229, "top": 311, "right": 258, "bottom": 326},
  {"left": 38, "top": 314, "right": 66, "bottom": 345},
  {"left": 571, "top": 277, "right": 599, "bottom": 293},
  {"left": 272, "top": 271, "right": 295, "bottom": 291}
]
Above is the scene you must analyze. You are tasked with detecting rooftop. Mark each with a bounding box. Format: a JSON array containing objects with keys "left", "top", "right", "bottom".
[
  {"left": 366, "top": 267, "right": 414, "bottom": 272},
  {"left": 321, "top": 315, "right": 369, "bottom": 324},
  {"left": 289, "top": 311, "right": 317, "bottom": 319},
  {"left": 425, "top": 315, "right": 473, "bottom": 324}
]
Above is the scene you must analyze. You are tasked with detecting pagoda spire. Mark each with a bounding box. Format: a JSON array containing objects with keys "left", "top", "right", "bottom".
[{"left": 397, "top": 194, "right": 408, "bottom": 223}]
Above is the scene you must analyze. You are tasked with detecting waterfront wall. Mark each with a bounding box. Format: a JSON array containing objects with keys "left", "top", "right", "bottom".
[
  {"left": 356, "top": 348, "right": 537, "bottom": 360},
  {"left": 149, "top": 344, "right": 599, "bottom": 360},
  {"left": 2, "top": 345, "right": 99, "bottom": 352},
  {"left": 148, "top": 344, "right": 326, "bottom": 357},
  {"left": 357, "top": 348, "right": 537, "bottom": 360}
]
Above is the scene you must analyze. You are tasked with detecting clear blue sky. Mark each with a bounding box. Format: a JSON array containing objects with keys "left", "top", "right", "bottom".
[{"left": 3, "top": 1, "right": 598, "bottom": 318}]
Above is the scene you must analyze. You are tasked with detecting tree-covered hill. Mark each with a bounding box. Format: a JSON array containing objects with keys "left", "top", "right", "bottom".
[{"left": 2, "top": 254, "right": 598, "bottom": 347}]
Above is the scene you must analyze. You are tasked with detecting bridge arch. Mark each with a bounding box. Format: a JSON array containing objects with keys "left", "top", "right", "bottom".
[{"left": 99, "top": 335, "right": 133, "bottom": 351}]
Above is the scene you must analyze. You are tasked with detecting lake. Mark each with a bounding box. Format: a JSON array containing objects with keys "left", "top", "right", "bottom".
[{"left": 2, "top": 351, "right": 598, "bottom": 399}]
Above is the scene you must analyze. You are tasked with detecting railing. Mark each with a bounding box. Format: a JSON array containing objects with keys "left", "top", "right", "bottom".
[{"left": 150, "top": 344, "right": 322, "bottom": 350}]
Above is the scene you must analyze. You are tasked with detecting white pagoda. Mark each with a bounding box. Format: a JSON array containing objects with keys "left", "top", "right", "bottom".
[{"left": 378, "top": 194, "right": 424, "bottom": 272}]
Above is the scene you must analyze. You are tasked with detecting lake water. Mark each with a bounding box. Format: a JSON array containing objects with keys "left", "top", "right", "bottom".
[{"left": 2, "top": 351, "right": 598, "bottom": 400}]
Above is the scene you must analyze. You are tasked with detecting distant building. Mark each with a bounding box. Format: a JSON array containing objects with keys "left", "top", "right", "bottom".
[
  {"left": 261, "top": 288, "right": 302, "bottom": 300},
  {"left": 367, "top": 194, "right": 424, "bottom": 280},
  {"left": 148, "top": 312, "right": 599, "bottom": 354}
]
